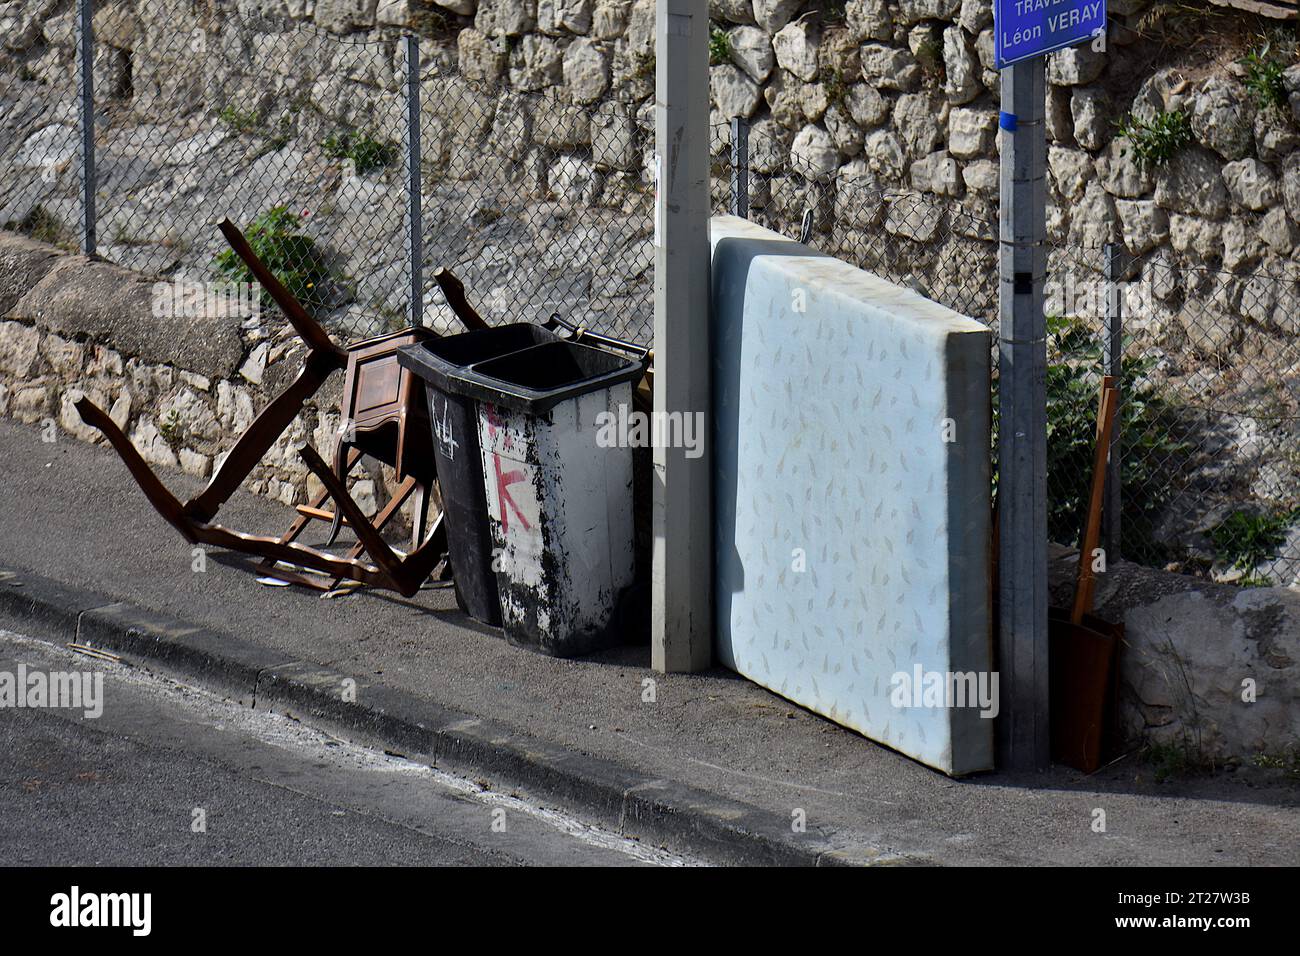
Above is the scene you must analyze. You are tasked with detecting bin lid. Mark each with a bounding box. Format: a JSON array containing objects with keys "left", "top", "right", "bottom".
[
  {"left": 396, "top": 323, "right": 563, "bottom": 393},
  {"left": 445, "top": 340, "right": 647, "bottom": 415}
]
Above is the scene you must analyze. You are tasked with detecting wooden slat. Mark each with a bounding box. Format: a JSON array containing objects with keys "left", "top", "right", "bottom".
[
  {"left": 294, "top": 504, "right": 349, "bottom": 525},
  {"left": 75, "top": 397, "right": 398, "bottom": 590},
  {"left": 1072, "top": 379, "right": 1119, "bottom": 625}
]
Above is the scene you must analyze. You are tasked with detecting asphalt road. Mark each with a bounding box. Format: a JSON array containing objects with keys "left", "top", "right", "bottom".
[{"left": 0, "top": 629, "right": 693, "bottom": 867}]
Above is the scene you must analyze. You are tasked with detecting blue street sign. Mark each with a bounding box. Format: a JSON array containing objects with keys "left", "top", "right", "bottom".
[{"left": 994, "top": 0, "right": 1106, "bottom": 69}]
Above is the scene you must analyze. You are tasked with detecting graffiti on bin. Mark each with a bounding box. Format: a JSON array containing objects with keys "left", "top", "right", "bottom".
[
  {"left": 431, "top": 395, "right": 460, "bottom": 462},
  {"left": 480, "top": 404, "right": 544, "bottom": 588},
  {"left": 492, "top": 453, "right": 532, "bottom": 533}
]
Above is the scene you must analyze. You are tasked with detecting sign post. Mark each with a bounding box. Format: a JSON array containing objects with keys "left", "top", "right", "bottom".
[
  {"left": 652, "top": 2, "right": 712, "bottom": 673},
  {"left": 994, "top": 0, "right": 1104, "bottom": 771}
]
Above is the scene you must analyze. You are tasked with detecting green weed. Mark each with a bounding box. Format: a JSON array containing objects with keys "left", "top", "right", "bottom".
[
  {"left": 709, "top": 25, "right": 732, "bottom": 66},
  {"left": 213, "top": 205, "right": 343, "bottom": 317},
  {"left": 1209, "top": 506, "right": 1299, "bottom": 573},
  {"left": 994, "top": 316, "right": 1189, "bottom": 564},
  {"left": 1243, "top": 33, "right": 1295, "bottom": 113},
  {"left": 218, "top": 105, "right": 261, "bottom": 135},
  {"left": 322, "top": 130, "right": 396, "bottom": 176},
  {"left": 1116, "top": 109, "right": 1193, "bottom": 168}
]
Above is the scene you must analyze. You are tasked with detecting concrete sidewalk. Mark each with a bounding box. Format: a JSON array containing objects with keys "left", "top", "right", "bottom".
[{"left": 0, "top": 418, "right": 1295, "bottom": 865}]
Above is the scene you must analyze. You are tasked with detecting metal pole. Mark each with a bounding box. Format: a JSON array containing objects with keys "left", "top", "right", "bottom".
[
  {"left": 652, "top": 1, "right": 712, "bottom": 674},
  {"left": 404, "top": 34, "right": 423, "bottom": 327},
  {"left": 1102, "top": 241, "right": 1122, "bottom": 562},
  {"left": 730, "top": 116, "right": 748, "bottom": 219},
  {"left": 997, "top": 58, "right": 1050, "bottom": 771},
  {"left": 76, "top": 0, "right": 96, "bottom": 256}
]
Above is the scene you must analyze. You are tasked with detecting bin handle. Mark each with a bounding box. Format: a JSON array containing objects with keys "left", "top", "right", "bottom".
[{"left": 547, "top": 313, "right": 652, "bottom": 363}]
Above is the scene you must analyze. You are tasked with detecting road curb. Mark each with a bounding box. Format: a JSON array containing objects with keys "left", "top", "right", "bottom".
[{"left": 0, "top": 563, "right": 918, "bottom": 867}]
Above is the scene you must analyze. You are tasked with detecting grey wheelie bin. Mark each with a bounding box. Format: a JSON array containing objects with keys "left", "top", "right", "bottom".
[
  {"left": 396, "top": 324, "right": 560, "bottom": 626},
  {"left": 441, "top": 339, "right": 647, "bottom": 656}
]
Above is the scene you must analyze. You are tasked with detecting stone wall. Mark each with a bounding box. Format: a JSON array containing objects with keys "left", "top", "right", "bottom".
[
  {"left": 5, "top": 1, "right": 1300, "bottom": 294},
  {"left": 1049, "top": 546, "right": 1300, "bottom": 763},
  {"left": 7, "top": 0, "right": 1299, "bottom": 357},
  {"left": 701, "top": 0, "right": 1300, "bottom": 350},
  {"left": 0, "top": 0, "right": 658, "bottom": 345},
  {"left": 4, "top": 2, "right": 1300, "bottom": 531},
  {"left": 3, "top": 1, "right": 1299, "bottom": 489}
]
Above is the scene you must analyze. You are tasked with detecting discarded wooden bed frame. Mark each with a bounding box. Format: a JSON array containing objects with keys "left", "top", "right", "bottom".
[{"left": 74, "top": 219, "right": 493, "bottom": 598}]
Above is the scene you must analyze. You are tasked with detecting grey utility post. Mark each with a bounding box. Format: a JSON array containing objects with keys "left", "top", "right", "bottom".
[
  {"left": 652, "top": 1, "right": 712, "bottom": 674},
  {"left": 75, "top": 0, "right": 96, "bottom": 256},
  {"left": 997, "top": 59, "right": 1050, "bottom": 771},
  {"left": 403, "top": 34, "right": 423, "bottom": 328},
  {"left": 1102, "top": 241, "right": 1123, "bottom": 560}
]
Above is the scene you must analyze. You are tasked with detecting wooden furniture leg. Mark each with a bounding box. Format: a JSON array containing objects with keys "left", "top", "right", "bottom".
[
  {"left": 433, "top": 267, "right": 491, "bottom": 332},
  {"left": 269, "top": 448, "right": 361, "bottom": 550},
  {"left": 326, "top": 433, "right": 351, "bottom": 546},
  {"left": 322, "top": 475, "right": 421, "bottom": 592},
  {"left": 75, "top": 399, "right": 398, "bottom": 590},
  {"left": 180, "top": 219, "right": 348, "bottom": 524},
  {"left": 184, "top": 353, "right": 341, "bottom": 523},
  {"left": 74, "top": 397, "right": 197, "bottom": 542},
  {"left": 410, "top": 482, "right": 430, "bottom": 553},
  {"left": 255, "top": 447, "right": 363, "bottom": 588},
  {"left": 218, "top": 219, "right": 347, "bottom": 363},
  {"left": 298, "top": 443, "right": 446, "bottom": 596}
]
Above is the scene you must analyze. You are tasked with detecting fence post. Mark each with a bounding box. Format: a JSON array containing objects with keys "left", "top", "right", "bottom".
[
  {"left": 75, "top": 0, "right": 96, "bottom": 256},
  {"left": 1103, "top": 242, "right": 1123, "bottom": 562},
  {"left": 730, "top": 116, "right": 748, "bottom": 219},
  {"left": 403, "top": 33, "right": 423, "bottom": 328}
]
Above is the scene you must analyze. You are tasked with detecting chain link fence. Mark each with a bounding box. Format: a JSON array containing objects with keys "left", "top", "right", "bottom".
[
  {"left": 2, "top": 3, "right": 657, "bottom": 346},
  {"left": 415, "top": 71, "right": 654, "bottom": 342},
  {"left": 736, "top": 146, "right": 1000, "bottom": 327},
  {"left": 96, "top": 9, "right": 410, "bottom": 335},
  {"left": 1047, "top": 241, "right": 1300, "bottom": 587},
  {"left": 0, "top": 9, "right": 82, "bottom": 253}
]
